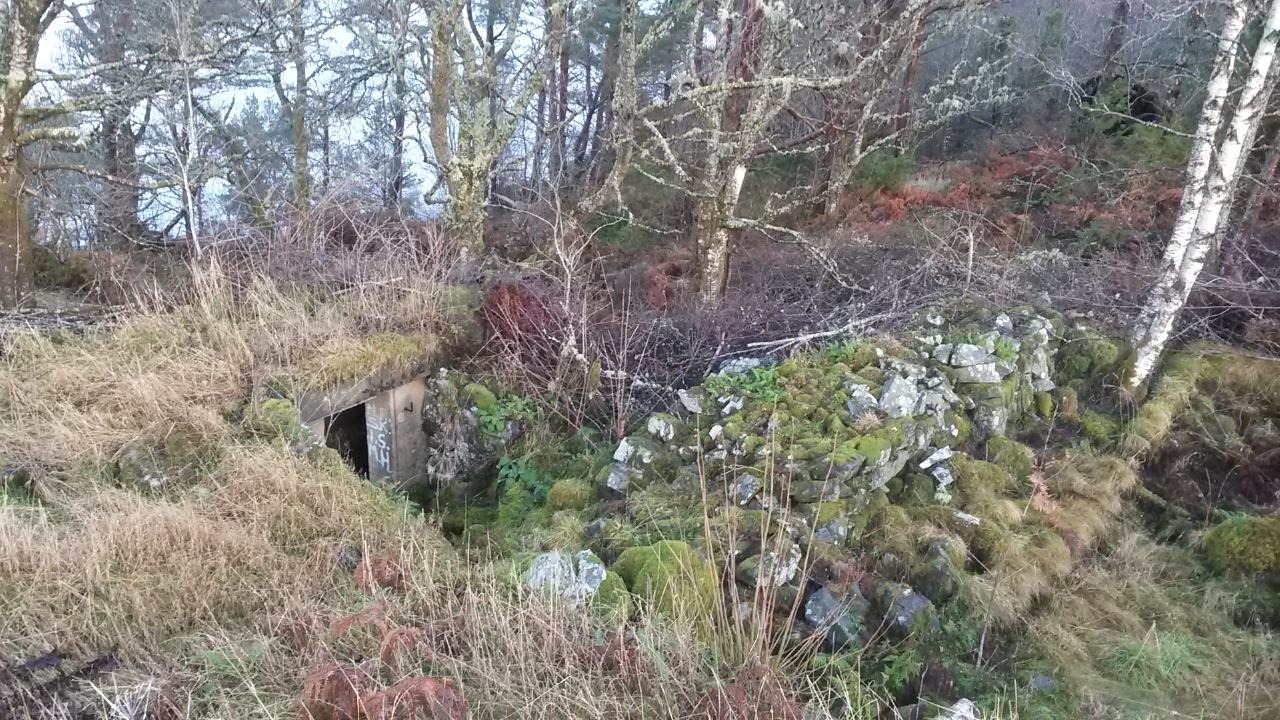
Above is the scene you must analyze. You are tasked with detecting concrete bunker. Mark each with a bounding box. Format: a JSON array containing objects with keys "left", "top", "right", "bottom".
[{"left": 296, "top": 361, "right": 433, "bottom": 489}]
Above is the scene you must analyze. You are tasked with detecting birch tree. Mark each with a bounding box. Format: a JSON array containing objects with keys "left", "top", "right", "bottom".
[
  {"left": 1, "top": 0, "right": 67, "bottom": 308},
  {"left": 1129, "top": 0, "right": 1280, "bottom": 388}
]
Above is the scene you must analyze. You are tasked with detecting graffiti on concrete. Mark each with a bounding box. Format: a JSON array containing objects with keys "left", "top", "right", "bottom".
[{"left": 371, "top": 415, "right": 392, "bottom": 474}]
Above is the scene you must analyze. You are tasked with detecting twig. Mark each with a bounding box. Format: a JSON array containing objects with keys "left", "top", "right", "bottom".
[{"left": 745, "top": 312, "right": 898, "bottom": 351}]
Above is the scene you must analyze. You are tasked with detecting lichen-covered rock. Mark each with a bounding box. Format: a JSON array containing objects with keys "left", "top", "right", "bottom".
[
  {"left": 875, "top": 582, "right": 939, "bottom": 640},
  {"left": 564, "top": 551, "right": 609, "bottom": 605},
  {"left": 974, "top": 404, "right": 1010, "bottom": 437},
  {"left": 949, "top": 343, "right": 993, "bottom": 367},
  {"left": 736, "top": 541, "right": 801, "bottom": 589},
  {"left": 422, "top": 370, "right": 514, "bottom": 493},
  {"left": 525, "top": 551, "right": 574, "bottom": 592},
  {"left": 646, "top": 413, "right": 682, "bottom": 443},
  {"left": 805, "top": 582, "right": 870, "bottom": 650},
  {"left": 911, "top": 541, "right": 961, "bottom": 605},
  {"left": 880, "top": 375, "right": 922, "bottom": 418},
  {"left": 526, "top": 550, "right": 613, "bottom": 609},
  {"left": 846, "top": 384, "right": 879, "bottom": 416},
  {"left": 612, "top": 540, "right": 719, "bottom": 626},
  {"left": 611, "top": 436, "right": 676, "bottom": 491},
  {"left": 730, "top": 472, "right": 760, "bottom": 505},
  {"left": 1205, "top": 516, "right": 1280, "bottom": 574},
  {"left": 954, "top": 360, "right": 1014, "bottom": 384}
]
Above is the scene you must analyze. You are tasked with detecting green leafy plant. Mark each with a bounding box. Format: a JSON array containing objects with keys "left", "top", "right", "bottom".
[
  {"left": 820, "top": 337, "right": 866, "bottom": 364},
  {"left": 878, "top": 645, "right": 923, "bottom": 698},
  {"left": 852, "top": 150, "right": 915, "bottom": 192},
  {"left": 993, "top": 337, "right": 1019, "bottom": 363},
  {"left": 496, "top": 454, "right": 554, "bottom": 505},
  {"left": 477, "top": 393, "right": 537, "bottom": 435},
  {"left": 704, "top": 366, "right": 784, "bottom": 404}
]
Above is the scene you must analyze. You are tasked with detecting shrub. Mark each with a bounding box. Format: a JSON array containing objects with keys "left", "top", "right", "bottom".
[{"left": 852, "top": 150, "right": 915, "bottom": 192}]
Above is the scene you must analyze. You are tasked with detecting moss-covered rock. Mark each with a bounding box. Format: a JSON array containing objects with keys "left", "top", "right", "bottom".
[
  {"left": 1080, "top": 410, "right": 1120, "bottom": 446},
  {"left": 1034, "top": 391, "right": 1054, "bottom": 417},
  {"left": 592, "top": 570, "right": 634, "bottom": 623},
  {"left": 1056, "top": 387, "right": 1079, "bottom": 421},
  {"left": 463, "top": 383, "right": 497, "bottom": 410},
  {"left": 244, "top": 397, "right": 303, "bottom": 440},
  {"left": 612, "top": 540, "right": 719, "bottom": 627},
  {"left": 1205, "top": 516, "right": 1280, "bottom": 574},
  {"left": 1059, "top": 332, "right": 1122, "bottom": 382},
  {"left": 546, "top": 478, "right": 595, "bottom": 511},
  {"left": 900, "top": 473, "right": 936, "bottom": 507},
  {"left": 498, "top": 480, "right": 536, "bottom": 527},
  {"left": 951, "top": 454, "right": 1013, "bottom": 501},
  {"left": 986, "top": 435, "right": 1035, "bottom": 481}
]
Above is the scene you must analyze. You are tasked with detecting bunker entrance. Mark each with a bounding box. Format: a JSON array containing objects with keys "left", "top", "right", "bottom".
[
  {"left": 301, "top": 375, "right": 429, "bottom": 490},
  {"left": 326, "top": 403, "right": 370, "bottom": 477}
]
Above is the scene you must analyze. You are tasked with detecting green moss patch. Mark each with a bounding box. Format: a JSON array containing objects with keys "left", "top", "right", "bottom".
[
  {"left": 1205, "top": 516, "right": 1280, "bottom": 574},
  {"left": 545, "top": 478, "right": 595, "bottom": 511},
  {"left": 612, "top": 540, "right": 719, "bottom": 628},
  {"left": 986, "top": 435, "right": 1035, "bottom": 480}
]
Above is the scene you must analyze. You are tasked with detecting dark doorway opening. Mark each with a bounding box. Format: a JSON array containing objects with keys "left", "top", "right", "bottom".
[{"left": 326, "top": 403, "right": 369, "bottom": 477}]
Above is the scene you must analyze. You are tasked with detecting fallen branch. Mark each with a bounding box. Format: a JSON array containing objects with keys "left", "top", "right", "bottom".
[{"left": 745, "top": 312, "right": 898, "bottom": 351}]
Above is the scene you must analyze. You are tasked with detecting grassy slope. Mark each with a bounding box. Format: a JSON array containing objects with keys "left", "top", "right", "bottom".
[
  {"left": 0, "top": 267, "right": 732, "bottom": 719},
  {"left": 2, "top": 262, "right": 1277, "bottom": 719}
]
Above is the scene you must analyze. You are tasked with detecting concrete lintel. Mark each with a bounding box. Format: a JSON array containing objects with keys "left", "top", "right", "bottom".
[{"left": 296, "top": 357, "right": 436, "bottom": 423}]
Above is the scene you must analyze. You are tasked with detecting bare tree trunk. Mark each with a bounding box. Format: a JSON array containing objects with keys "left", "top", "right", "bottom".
[
  {"left": 387, "top": 58, "right": 407, "bottom": 208},
  {"left": 0, "top": 131, "right": 30, "bottom": 310},
  {"left": 580, "top": 0, "right": 634, "bottom": 212},
  {"left": 548, "top": 6, "right": 570, "bottom": 184},
  {"left": 1222, "top": 125, "right": 1280, "bottom": 279},
  {"left": 533, "top": 87, "right": 547, "bottom": 186},
  {"left": 99, "top": 105, "right": 146, "bottom": 248},
  {"left": 895, "top": 13, "right": 927, "bottom": 135},
  {"left": 1211, "top": 72, "right": 1276, "bottom": 267},
  {"left": 697, "top": 163, "right": 747, "bottom": 300},
  {"left": 0, "top": 0, "right": 59, "bottom": 309},
  {"left": 291, "top": 0, "right": 310, "bottom": 210},
  {"left": 1100, "top": 0, "right": 1129, "bottom": 70},
  {"left": 1130, "top": 0, "right": 1279, "bottom": 388}
]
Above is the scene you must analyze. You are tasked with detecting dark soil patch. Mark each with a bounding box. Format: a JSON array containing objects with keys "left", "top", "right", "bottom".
[{"left": 1145, "top": 433, "right": 1280, "bottom": 513}]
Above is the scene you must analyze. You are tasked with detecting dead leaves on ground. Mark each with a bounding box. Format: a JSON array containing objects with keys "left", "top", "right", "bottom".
[
  {"left": 297, "top": 664, "right": 467, "bottom": 720},
  {"left": 355, "top": 552, "right": 409, "bottom": 593},
  {"left": 699, "top": 664, "right": 802, "bottom": 720}
]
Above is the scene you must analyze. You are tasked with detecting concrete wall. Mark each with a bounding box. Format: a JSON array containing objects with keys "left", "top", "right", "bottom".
[{"left": 364, "top": 379, "right": 429, "bottom": 489}]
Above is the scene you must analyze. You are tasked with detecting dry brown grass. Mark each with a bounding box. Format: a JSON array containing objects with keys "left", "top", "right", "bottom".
[
  {"left": 1025, "top": 531, "right": 1280, "bottom": 719},
  {"left": 0, "top": 235, "right": 756, "bottom": 720}
]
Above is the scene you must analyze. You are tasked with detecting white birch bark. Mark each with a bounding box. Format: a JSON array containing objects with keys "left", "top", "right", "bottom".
[
  {"left": 1130, "top": 0, "right": 1280, "bottom": 387},
  {"left": 1131, "top": 0, "right": 1246, "bottom": 332}
]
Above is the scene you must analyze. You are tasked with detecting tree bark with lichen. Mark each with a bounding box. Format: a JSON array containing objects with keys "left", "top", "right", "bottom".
[{"left": 0, "top": 0, "right": 63, "bottom": 308}]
